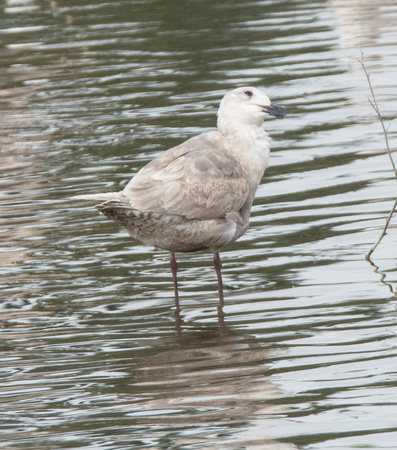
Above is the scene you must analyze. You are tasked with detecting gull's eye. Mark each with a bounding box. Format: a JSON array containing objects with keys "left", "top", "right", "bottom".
[{"left": 245, "top": 90, "right": 253, "bottom": 98}]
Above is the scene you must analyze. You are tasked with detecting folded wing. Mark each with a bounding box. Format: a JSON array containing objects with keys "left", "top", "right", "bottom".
[{"left": 123, "top": 132, "right": 250, "bottom": 220}]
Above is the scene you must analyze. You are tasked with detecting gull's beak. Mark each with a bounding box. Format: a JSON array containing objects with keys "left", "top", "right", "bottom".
[{"left": 262, "top": 103, "right": 286, "bottom": 118}]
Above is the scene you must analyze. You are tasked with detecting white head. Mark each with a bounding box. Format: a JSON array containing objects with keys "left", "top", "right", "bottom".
[{"left": 217, "top": 86, "right": 285, "bottom": 134}]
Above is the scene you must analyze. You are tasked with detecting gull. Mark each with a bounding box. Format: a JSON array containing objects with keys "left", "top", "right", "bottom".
[{"left": 73, "top": 87, "right": 285, "bottom": 314}]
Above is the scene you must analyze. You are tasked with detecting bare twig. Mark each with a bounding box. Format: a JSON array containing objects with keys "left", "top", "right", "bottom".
[
  {"left": 359, "top": 49, "right": 397, "bottom": 259},
  {"left": 366, "top": 198, "right": 397, "bottom": 260}
]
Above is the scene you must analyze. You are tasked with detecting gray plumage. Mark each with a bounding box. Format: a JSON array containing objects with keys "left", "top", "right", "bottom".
[{"left": 73, "top": 86, "right": 285, "bottom": 307}]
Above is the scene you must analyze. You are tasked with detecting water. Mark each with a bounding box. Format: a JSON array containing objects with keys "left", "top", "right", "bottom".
[{"left": 1, "top": 0, "right": 397, "bottom": 448}]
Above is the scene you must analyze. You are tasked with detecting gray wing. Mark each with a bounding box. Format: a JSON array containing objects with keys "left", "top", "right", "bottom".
[{"left": 123, "top": 131, "right": 250, "bottom": 220}]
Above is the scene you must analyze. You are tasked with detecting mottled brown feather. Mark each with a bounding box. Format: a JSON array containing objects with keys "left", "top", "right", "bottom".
[{"left": 123, "top": 131, "right": 250, "bottom": 220}]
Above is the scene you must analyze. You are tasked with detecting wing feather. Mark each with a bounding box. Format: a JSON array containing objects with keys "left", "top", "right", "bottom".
[{"left": 123, "top": 131, "right": 250, "bottom": 220}]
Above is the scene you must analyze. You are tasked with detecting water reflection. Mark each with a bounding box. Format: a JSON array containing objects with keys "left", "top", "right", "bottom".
[
  {"left": 138, "top": 328, "right": 297, "bottom": 449},
  {"left": 330, "top": 0, "right": 397, "bottom": 47},
  {"left": 128, "top": 329, "right": 296, "bottom": 449},
  {"left": 0, "top": 49, "right": 51, "bottom": 302},
  {"left": 134, "top": 332, "right": 283, "bottom": 418},
  {"left": 367, "top": 257, "right": 397, "bottom": 296},
  {"left": 1, "top": 309, "right": 297, "bottom": 448}
]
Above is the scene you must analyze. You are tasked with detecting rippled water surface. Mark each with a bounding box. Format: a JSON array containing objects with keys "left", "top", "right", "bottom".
[{"left": 1, "top": 0, "right": 397, "bottom": 448}]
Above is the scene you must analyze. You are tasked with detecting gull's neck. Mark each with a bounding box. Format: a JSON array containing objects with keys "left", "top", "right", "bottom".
[{"left": 218, "top": 120, "right": 272, "bottom": 195}]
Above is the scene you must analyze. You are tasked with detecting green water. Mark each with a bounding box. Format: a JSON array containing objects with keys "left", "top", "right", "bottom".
[{"left": 1, "top": 0, "right": 397, "bottom": 448}]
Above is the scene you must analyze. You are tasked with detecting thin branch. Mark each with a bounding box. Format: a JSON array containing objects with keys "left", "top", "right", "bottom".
[
  {"left": 359, "top": 49, "right": 397, "bottom": 178},
  {"left": 359, "top": 49, "right": 397, "bottom": 258},
  {"left": 366, "top": 197, "right": 397, "bottom": 259}
]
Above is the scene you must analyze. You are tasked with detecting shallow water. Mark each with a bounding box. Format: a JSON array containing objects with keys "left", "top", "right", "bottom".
[{"left": 1, "top": 0, "right": 397, "bottom": 448}]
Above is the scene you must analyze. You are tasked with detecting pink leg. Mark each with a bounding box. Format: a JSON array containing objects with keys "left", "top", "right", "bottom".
[
  {"left": 170, "top": 252, "right": 180, "bottom": 309},
  {"left": 213, "top": 252, "right": 225, "bottom": 321}
]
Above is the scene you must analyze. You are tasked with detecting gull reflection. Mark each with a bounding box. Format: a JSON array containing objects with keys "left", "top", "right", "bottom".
[{"left": 124, "top": 329, "right": 297, "bottom": 449}]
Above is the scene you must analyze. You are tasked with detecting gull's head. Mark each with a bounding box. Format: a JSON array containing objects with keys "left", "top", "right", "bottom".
[{"left": 217, "top": 86, "right": 286, "bottom": 133}]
